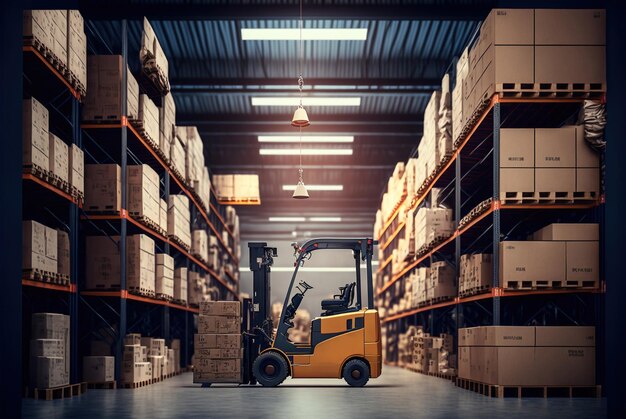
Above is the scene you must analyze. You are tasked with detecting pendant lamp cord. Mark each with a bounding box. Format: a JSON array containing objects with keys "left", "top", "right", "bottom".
[
  {"left": 299, "top": 126, "right": 303, "bottom": 181},
  {"left": 298, "top": 0, "right": 303, "bottom": 108}
]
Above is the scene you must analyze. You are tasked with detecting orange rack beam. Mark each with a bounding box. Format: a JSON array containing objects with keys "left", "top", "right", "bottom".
[
  {"left": 80, "top": 290, "right": 200, "bottom": 313},
  {"left": 23, "top": 45, "right": 81, "bottom": 101},
  {"left": 22, "top": 279, "right": 76, "bottom": 293},
  {"left": 22, "top": 173, "right": 81, "bottom": 207}
]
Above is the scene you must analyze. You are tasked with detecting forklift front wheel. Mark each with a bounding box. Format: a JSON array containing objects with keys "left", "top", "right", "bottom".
[
  {"left": 252, "top": 351, "right": 289, "bottom": 387},
  {"left": 342, "top": 359, "right": 370, "bottom": 387}
]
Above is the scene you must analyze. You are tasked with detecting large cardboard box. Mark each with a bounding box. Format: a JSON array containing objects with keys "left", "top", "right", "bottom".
[
  {"left": 194, "top": 358, "right": 241, "bottom": 374},
  {"left": 534, "top": 9, "right": 605, "bottom": 46},
  {"left": 48, "top": 134, "right": 69, "bottom": 183},
  {"left": 195, "top": 348, "right": 242, "bottom": 359},
  {"left": 31, "top": 356, "right": 68, "bottom": 388},
  {"left": 67, "top": 10, "right": 87, "bottom": 90},
  {"left": 148, "top": 355, "right": 164, "bottom": 379},
  {"left": 500, "top": 129, "right": 534, "bottom": 168},
  {"left": 122, "top": 361, "right": 152, "bottom": 383},
  {"left": 476, "top": 326, "right": 536, "bottom": 347},
  {"left": 85, "top": 236, "right": 121, "bottom": 289},
  {"left": 126, "top": 234, "right": 156, "bottom": 293},
  {"left": 198, "top": 316, "right": 240, "bottom": 334},
  {"left": 69, "top": 144, "right": 84, "bottom": 194},
  {"left": 85, "top": 164, "right": 122, "bottom": 212},
  {"left": 156, "top": 253, "right": 174, "bottom": 299},
  {"left": 83, "top": 356, "right": 115, "bottom": 382},
  {"left": 535, "top": 128, "right": 576, "bottom": 168},
  {"left": 174, "top": 267, "right": 188, "bottom": 303},
  {"left": 23, "top": 10, "right": 52, "bottom": 49},
  {"left": 194, "top": 334, "right": 241, "bottom": 349},
  {"left": 535, "top": 168, "right": 576, "bottom": 193},
  {"left": 167, "top": 194, "right": 191, "bottom": 248},
  {"left": 48, "top": 10, "right": 68, "bottom": 65},
  {"left": 500, "top": 168, "right": 534, "bottom": 193},
  {"left": 56, "top": 229, "right": 70, "bottom": 277},
  {"left": 23, "top": 220, "right": 56, "bottom": 273},
  {"left": 478, "top": 9, "right": 534, "bottom": 47},
  {"left": 159, "top": 93, "right": 176, "bottom": 160},
  {"left": 123, "top": 345, "right": 147, "bottom": 363},
  {"left": 83, "top": 55, "right": 139, "bottom": 121},
  {"left": 150, "top": 339, "right": 166, "bottom": 356},
  {"left": 192, "top": 230, "right": 209, "bottom": 262},
  {"left": 30, "top": 339, "right": 65, "bottom": 358},
  {"left": 31, "top": 313, "right": 70, "bottom": 385},
  {"left": 199, "top": 301, "right": 241, "bottom": 317},
  {"left": 566, "top": 241, "right": 599, "bottom": 285},
  {"left": 139, "top": 94, "right": 160, "bottom": 143},
  {"left": 535, "top": 326, "right": 595, "bottom": 347},
  {"left": 127, "top": 165, "right": 160, "bottom": 224},
  {"left": 124, "top": 333, "right": 141, "bottom": 346},
  {"left": 23, "top": 98, "right": 49, "bottom": 170},
  {"left": 534, "top": 46, "right": 606, "bottom": 85},
  {"left": 532, "top": 223, "right": 599, "bottom": 241},
  {"left": 500, "top": 241, "right": 566, "bottom": 286},
  {"left": 576, "top": 168, "right": 600, "bottom": 194}
]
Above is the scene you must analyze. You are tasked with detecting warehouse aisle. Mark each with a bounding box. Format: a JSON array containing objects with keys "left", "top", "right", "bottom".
[{"left": 22, "top": 367, "right": 605, "bottom": 419}]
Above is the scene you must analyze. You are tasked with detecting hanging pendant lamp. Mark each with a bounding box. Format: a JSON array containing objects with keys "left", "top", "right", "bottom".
[{"left": 291, "top": 0, "right": 309, "bottom": 199}]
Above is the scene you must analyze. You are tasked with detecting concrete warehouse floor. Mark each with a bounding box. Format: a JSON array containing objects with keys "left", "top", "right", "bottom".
[{"left": 22, "top": 367, "right": 605, "bottom": 418}]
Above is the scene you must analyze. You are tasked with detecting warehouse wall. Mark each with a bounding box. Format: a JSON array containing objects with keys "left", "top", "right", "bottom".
[{"left": 239, "top": 240, "right": 373, "bottom": 318}]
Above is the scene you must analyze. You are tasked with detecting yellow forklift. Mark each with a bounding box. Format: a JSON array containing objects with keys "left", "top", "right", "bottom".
[{"left": 242, "top": 238, "right": 382, "bottom": 387}]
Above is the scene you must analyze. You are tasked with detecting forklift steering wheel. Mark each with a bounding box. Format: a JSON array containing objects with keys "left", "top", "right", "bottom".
[{"left": 300, "top": 280, "right": 314, "bottom": 290}]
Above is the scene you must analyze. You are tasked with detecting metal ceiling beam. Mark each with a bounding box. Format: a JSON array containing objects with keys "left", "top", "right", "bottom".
[
  {"left": 172, "top": 88, "right": 433, "bottom": 96},
  {"left": 172, "top": 77, "right": 440, "bottom": 88},
  {"left": 208, "top": 164, "right": 394, "bottom": 170},
  {"left": 81, "top": 2, "right": 491, "bottom": 21}
]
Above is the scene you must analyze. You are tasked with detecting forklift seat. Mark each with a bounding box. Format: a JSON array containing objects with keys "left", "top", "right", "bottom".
[{"left": 321, "top": 282, "right": 355, "bottom": 315}]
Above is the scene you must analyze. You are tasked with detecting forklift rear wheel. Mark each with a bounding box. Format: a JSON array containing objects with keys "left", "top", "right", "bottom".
[
  {"left": 252, "top": 352, "right": 289, "bottom": 387},
  {"left": 342, "top": 359, "right": 370, "bottom": 387}
]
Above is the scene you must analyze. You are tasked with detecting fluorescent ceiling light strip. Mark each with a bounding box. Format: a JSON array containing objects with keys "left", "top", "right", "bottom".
[
  {"left": 260, "top": 149, "right": 353, "bottom": 156},
  {"left": 241, "top": 28, "right": 368, "bottom": 41},
  {"left": 251, "top": 97, "right": 361, "bottom": 107},
  {"left": 268, "top": 217, "right": 306, "bottom": 222},
  {"left": 308, "top": 217, "right": 342, "bottom": 222},
  {"left": 282, "top": 185, "right": 344, "bottom": 191},
  {"left": 270, "top": 264, "right": 378, "bottom": 272},
  {"left": 258, "top": 136, "right": 354, "bottom": 143}
]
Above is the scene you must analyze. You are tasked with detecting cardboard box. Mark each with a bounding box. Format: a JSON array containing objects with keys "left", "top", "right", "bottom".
[
  {"left": 532, "top": 223, "right": 599, "bottom": 241},
  {"left": 535, "top": 168, "right": 576, "bottom": 193},
  {"left": 56, "top": 229, "right": 70, "bottom": 277},
  {"left": 479, "top": 9, "right": 534, "bottom": 47},
  {"left": 48, "top": 134, "right": 69, "bottom": 183},
  {"left": 575, "top": 125, "right": 600, "bottom": 168},
  {"left": 23, "top": 220, "right": 55, "bottom": 272},
  {"left": 123, "top": 345, "right": 147, "bottom": 363},
  {"left": 194, "top": 358, "right": 241, "bottom": 374},
  {"left": 150, "top": 339, "right": 166, "bottom": 356},
  {"left": 31, "top": 313, "right": 70, "bottom": 382},
  {"left": 500, "top": 128, "right": 534, "bottom": 168},
  {"left": 476, "top": 326, "right": 536, "bottom": 347},
  {"left": 194, "top": 334, "right": 241, "bottom": 349},
  {"left": 192, "top": 230, "right": 209, "bottom": 262},
  {"left": 148, "top": 355, "right": 163, "bottom": 378},
  {"left": 535, "top": 46, "right": 605, "bottom": 85},
  {"left": 126, "top": 234, "right": 155, "bottom": 293},
  {"left": 122, "top": 361, "right": 152, "bottom": 383},
  {"left": 67, "top": 10, "right": 87, "bottom": 90},
  {"left": 48, "top": 10, "right": 67, "bottom": 65},
  {"left": 159, "top": 199, "right": 168, "bottom": 232},
  {"left": 127, "top": 165, "right": 160, "bottom": 224},
  {"left": 170, "top": 136, "right": 186, "bottom": 180},
  {"left": 535, "top": 128, "right": 576, "bottom": 168},
  {"left": 23, "top": 98, "right": 49, "bottom": 170},
  {"left": 139, "top": 94, "right": 160, "bottom": 143},
  {"left": 195, "top": 348, "right": 242, "bottom": 359},
  {"left": 193, "top": 371, "right": 242, "bottom": 383},
  {"left": 500, "top": 241, "right": 566, "bottom": 286},
  {"left": 199, "top": 301, "right": 241, "bottom": 317},
  {"left": 535, "top": 326, "right": 595, "bottom": 347},
  {"left": 566, "top": 241, "right": 599, "bottom": 285},
  {"left": 24, "top": 10, "right": 51, "bottom": 48},
  {"left": 577, "top": 168, "right": 600, "bottom": 194},
  {"left": 500, "top": 168, "right": 534, "bottom": 193},
  {"left": 534, "top": 9, "right": 605, "bottom": 46},
  {"left": 30, "top": 339, "right": 65, "bottom": 358},
  {"left": 124, "top": 333, "right": 141, "bottom": 346},
  {"left": 31, "top": 356, "right": 68, "bottom": 388},
  {"left": 83, "top": 55, "right": 139, "bottom": 121},
  {"left": 69, "top": 144, "right": 84, "bottom": 194},
  {"left": 174, "top": 267, "right": 188, "bottom": 303},
  {"left": 83, "top": 356, "right": 115, "bottom": 382},
  {"left": 198, "top": 316, "right": 240, "bottom": 334},
  {"left": 167, "top": 194, "right": 191, "bottom": 248},
  {"left": 159, "top": 93, "right": 175, "bottom": 160},
  {"left": 86, "top": 235, "right": 121, "bottom": 289},
  {"left": 85, "top": 164, "right": 122, "bottom": 212}
]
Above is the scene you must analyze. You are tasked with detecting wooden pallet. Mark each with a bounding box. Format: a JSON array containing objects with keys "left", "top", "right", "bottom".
[
  {"left": 459, "top": 285, "right": 491, "bottom": 298},
  {"left": 142, "top": 62, "right": 170, "bottom": 95},
  {"left": 119, "top": 379, "right": 152, "bottom": 389},
  {"left": 85, "top": 206, "right": 121, "bottom": 214},
  {"left": 86, "top": 284, "right": 121, "bottom": 291},
  {"left": 459, "top": 198, "right": 493, "bottom": 229},
  {"left": 23, "top": 163, "right": 53, "bottom": 183},
  {"left": 87, "top": 381, "right": 117, "bottom": 390},
  {"left": 495, "top": 82, "right": 605, "bottom": 99},
  {"left": 129, "top": 213, "right": 166, "bottom": 236},
  {"left": 172, "top": 298, "right": 188, "bottom": 306},
  {"left": 156, "top": 293, "right": 173, "bottom": 302},
  {"left": 415, "top": 234, "right": 452, "bottom": 257},
  {"left": 23, "top": 269, "right": 67, "bottom": 285},
  {"left": 455, "top": 377, "right": 601, "bottom": 398},
  {"left": 426, "top": 296, "right": 455, "bottom": 305},
  {"left": 191, "top": 254, "right": 209, "bottom": 267},
  {"left": 128, "top": 287, "right": 156, "bottom": 298},
  {"left": 503, "top": 280, "right": 598, "bottom": 290},
  {"left": 27, "top": 382, "right": 87, "bottom": 401},
  {"left": 169, "top": 235, "right": 191, "bottom": 253}
]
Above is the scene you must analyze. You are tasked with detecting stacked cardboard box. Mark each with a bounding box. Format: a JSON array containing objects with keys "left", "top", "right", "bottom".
[
  {"left": 167, "top": 194, "right": 191, "bottom": 248},
  {"left": 83, "top": 55, "right": 139, "bottom": 121},
  {"left": 122, "top": 341, "right": 152, "bottom": 384},
  {"left": 193, "top": 301, "right": 242, "bottom": 383},
  {"left": 159, "top": 199, "right": 168, "bottom": 233},
  {"left": 127, "top": 234, "right": 156, "bottom": 294},
  {"left": 196, "top": 167, "right": 212, "bottom": 208},
  {"left": 56, "top": 229, "right": 70, "bottom": 279},
  {"left": 127, "top": 165, "right": 160, "bottom": 225},
  {"left": 427, "top": 261, "right": 456, "bottom": 301},
  {"left": 140, "top": 18, "right": 169, "bottom": 91},
  {"left": 178, "top": 126, "right": 204, "bottom": 187},
  {"left": 452, "top": 47, "right": 469, "bottom": 142},
  {"left": 85, "top": 164, "right": 122, "bottom": 212},
  {"left": 192, "top": 230, "right": 209, "bottom": 262},
  {"left": 459, "top": 326, "right": 595, "bottom": 385},
  {"left": 409, "top": 267, "right": 429, "bottom": 308},
  {"left": 170, "top": 130, "right": 186, "bottom": 180},
  {"left": 159, "top": 93, "right": 176, "bottom": 161},
  {"left": 69, "top": 144, "right": 84, "bottom": 197},
  {"left": 188, "top": 271, "right": 208, "bottom": 306},
  {"left": 208, "top": 235, "right": 220, "bottom": 269},
  {"left": 174, "top": 267, "right": 188, "bottom": 304},
  {"left": 501, "top": 223, "right": 599, "bottom": 289},
  {"left": 459, "top": 253, "right": 492, "bottom": 295},
  {"left": 48, "top": 134, "right": 69, "bottom": 184},
  {"left": 83, "top": 356, "right": 115, "bottom": 383},
  {"left": 23, "top": 11, "right": 53, "bottom": 53},
  {"left": 23, "top": 98, "right": 49, "bottom": 171},
  {"left": 414, "top": 207, "right": 454, "bottom": 250},
  {"left": 213, "top": 174, "right": 260, "bottom": 202},
  {"left": 168, "top": 339, "right": 182, "bottom": 373},
  {"left": 67, "top": 10, "right": 87, "bottom": 92},
  {"left": 156, "top": 254, "right": 174, "bottom": 300},
  {"left": 30, "top": 313, "right": 70, "bottom": 388},
  {"left": 139, "top": 94, "right": 160, "bottom": 143},
  {"left": 464, "top": 9, "right": 605, "bottom": 119},
  {"left": 418, "top": 92, "right": 441, "bottom": 181},
  {"left": 500, "top": 126, "right": 601, "bottom": 198},
  {"left": 23, "top": 221, "right": 57, "bottom": 275}
]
